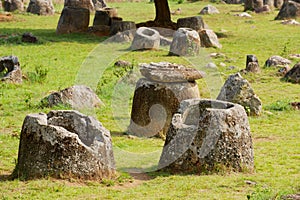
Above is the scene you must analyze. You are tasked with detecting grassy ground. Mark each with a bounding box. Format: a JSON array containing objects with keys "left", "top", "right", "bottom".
[{"left": 0, "top": 1, "right": 300, "bottom": 199}]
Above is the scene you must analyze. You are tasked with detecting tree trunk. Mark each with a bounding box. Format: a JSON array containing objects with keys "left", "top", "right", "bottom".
[{"left": 154, "top": 0, "right": 171, "bottom": 25}]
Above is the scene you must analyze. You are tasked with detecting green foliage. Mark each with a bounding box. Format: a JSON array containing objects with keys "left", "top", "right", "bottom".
[
  {"left": 0, "top": 34, "right": 22, "bottom": 45},
  {"left": 26, "top": 65, "right": 49, "bottom": 83},
  {"left": 265, "top": 100, "right": 292, "bottom": 111}
]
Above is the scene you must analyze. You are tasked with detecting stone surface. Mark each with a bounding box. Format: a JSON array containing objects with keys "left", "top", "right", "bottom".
[
  {"left": 265, "top": 55, "right": 291, "bottom": 67},
  {"left": 284, "top": 63, "right": 300, "bottom": 83},
  {"left": 217, "top": 73, "right": 262, "bottom": 116},
  {"left": 0, "top": 55, "right": 22, "bottom": 83},
  {"left": 199, "top": 5, "right": 220, "bottom": 15},
  {"left": 274, "top": 0, "right": 284, "bottom": 8},
  {"left": 159, "top": 99, "right": 254, "bottom": 173},
  {"left": 139, "top": 62, "right": 204, "bottom": 83},
  {"left": 114, "top": 60, "right": 132, "bottom": 68},
  {"left": 87, "top": 25, "right": 110, "bottom": 37},
  {"left": 109, "top": 21, "right": 136, "bottom": 36},
  {"left": 106, "top": 29, "right": 135, "bottom": 43},
  {"left": 275, "top": 0, "right": 300, "bottom": 20},
  {"left": 41, "top": 85, "right": 103, "bottom": 109},
  {"left": 64, "top": 0, "right": 94, "bottom": 11},
  {"left": 169, "top": 28, "right": 201, "bottom": 56},
  {"left": 277, "top": 65, "right": 291, "bottom": 76},
  {"left": 21, "top": 32, "right": 38, "bottom": 43},
  {"left": 12, "top": 110, "right": 115, "bottom": 180},
  {"left": 291, "top": 102, "right": 300, "bottom": 110},
  {"left": 244, "top": 0, "right": 263, "bottom": 11},
  {"left": 56, "top": 7, "right": 90, "bottom": 34},
  {"left": 26, "top": 0, "right": 54, "bottom": 15},
  {"left": 177, "top": 16, "right": 207, "bottom": 32},
  {"left": 131, "top": 27, "right": 160, "bottom": 50},
  {"left": 3, "top": 0, "right": 24, "bottom": 12},
  {"left": 93, "top": 7, "right": 118, "bottom": 26},
  {"left": 246, "top": 55, "right": 260, "bottom": 73},
  {"left": 160, "top": 36, "right": 172, "bottom": 46},
  {"left": 92, "top": 0, "right": 107, "bottom": 10},
  {"left": 199, "top": 29, "right": 222, "bottom": 49},
  {"left": 128, "top": 78, "right": 200, "bottom": 139}
]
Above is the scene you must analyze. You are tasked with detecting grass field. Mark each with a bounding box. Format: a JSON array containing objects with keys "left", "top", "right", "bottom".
[{"left": 0, "top": 0, "right": 300, "bottom": 199}]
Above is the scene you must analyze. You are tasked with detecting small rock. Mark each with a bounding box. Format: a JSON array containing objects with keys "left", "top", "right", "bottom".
[
  {"left": 205, "top": 62, "right": 218, "bottom": 69},
  {"left": 284, "top": 63, "right": 300, "bottom": 83},
  {"left": 281, "top": 193, "right": 300, "bottom": 200},
  {"left": 41, "top": 85, "right": 103, "bottom": 109},
  {"left": 234, "top": 12, "right": 252, "bottom": 17},
  {"left": 114, "top": 60, "right": 132, "bottom": 68},
  {"left": 217, "top": 73, "right": 262, "bottom": 116},
  {"left": 281, "top": 19, "right": 300, "bottom": 25},
  {"left": 265, "top": 55, "right": 291, "bottom": 67},
  {"left": 245, "top": 180, "right": 257, "bottom": 185},
  {"left": 277, "top": 65, "right": 291, "bottom": 76},
  {"left": 199, "top": 5, "right": 220, "bottom": 15},
  {"left": 210, "top": 52, "right": 226, "bottom": 58},
  {"left": 22, "top": 33, "right": 38, "bottom": 43},
  {"left": 199, "top": 29, "right": 222, "bottom": 49},
  {"left": 289, "top": 54, "right": 300, "bottom": 59},
  {"left": 220, "top": 62, "right": 226, "bottom": 67},
  {"left": 246, "top": 55, "right": 260, "bottom": 73}
]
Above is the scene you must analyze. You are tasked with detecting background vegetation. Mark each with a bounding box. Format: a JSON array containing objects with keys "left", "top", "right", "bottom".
[{"left": 0, "top": 0, "right": 299, "bottom": 199}]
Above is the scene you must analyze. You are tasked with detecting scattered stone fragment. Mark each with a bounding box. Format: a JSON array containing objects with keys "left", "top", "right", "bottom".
[
  {"left": 131, "top": 27, "right": 160, "bottom": 50},
  {"left": 210, "top": 52, "right": 226, "bottom": 58},
  {"left": 277, "top": 65, "right": 291, "bottom": 76},
  {"left": 199, "top": 5, "right": 220, "bottom": 15},
  {"left": 12, "top": 110, "right": 115, "bottom": 180},
  {"left": 169, "top": 28, "right": 201, "bottom": 56},
  {"left": 114, "top": 60, "right": 132, "bottom": 68},
  {"left": 265, "top": 55, "right": 291, "bottom": 67},
  {"left": 205, "top": 62, "right": 218, "bottom": 69},
  {"left": 159, "top": 99, "right": 254, "bottom": 173},
  {"left": 199, "top": 29, "right": 222, "bottom": 49},
  {"left": 234, "top": 12, "right": 252, "bottom": 17},
  {"left": 0, "top": 55, "right": 22, "bottom": 84},
  {"left": 22, "top": 33, "right": 38, "bottom": 43},
  {"left": 289, "top": 54, "right": 300, "bottom": 59},
  {"left": 217, "top": 73, "right": 262, "bottom": 116},
  {"left": 281, "top": 193, "right": 300, "bottom": 200},
  {"left": 282, "top": 19, "right": 300, "bottom": 25},
  {"left": 41, "top": 85, "right": 103, "bottom": 109},
  {"left": 291, "top": 102, "right": 300, "bottom": 110},
  {"left": 284, "top": 63, "right": 300, "bottom": 83},
  {"left": 26, "top": 0, "right": 55, "bottom": 15}
]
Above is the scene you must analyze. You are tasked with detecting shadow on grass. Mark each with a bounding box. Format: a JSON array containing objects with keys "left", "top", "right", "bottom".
[
  {"left": 0, "top": 174, "right": 13, "bottom": 182},
  {"left": 0, "top": 28, "right": 108, "bottom": 45}
]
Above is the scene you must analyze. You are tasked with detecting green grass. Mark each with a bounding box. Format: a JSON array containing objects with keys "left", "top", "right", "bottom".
[{"left": 1, "top": 1, "right": 300, "bottom": 199}]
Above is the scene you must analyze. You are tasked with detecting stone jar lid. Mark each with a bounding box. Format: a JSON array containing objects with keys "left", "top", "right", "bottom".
[{"left": 139, "top": 62, "right": 204, "bottom": 83}]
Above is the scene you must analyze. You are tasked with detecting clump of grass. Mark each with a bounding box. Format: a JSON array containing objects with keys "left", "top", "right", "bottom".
[
  {"left": 265, "top": 100, "right": 292, "bottom": 111},
  {"left": 26, "top": 65, "right": 49, "bottom": 83},
  {"left": 0, "top": 34, "right": 22, "bottom": 45}
]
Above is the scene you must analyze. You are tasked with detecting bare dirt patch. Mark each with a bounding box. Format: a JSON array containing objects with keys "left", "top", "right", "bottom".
[{"left": 0, "top": 13, "right": 14, "bottom": 22}]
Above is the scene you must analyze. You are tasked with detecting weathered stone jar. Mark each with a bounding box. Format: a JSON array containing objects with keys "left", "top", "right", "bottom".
[
  {"left": 128, "top": 62, "right": 203, "bottom": 139},
  {"left": 12, "top": 110, "right": 116, "bottom": 180},
  {"left": 159, "top": 99, "right": 254, "bottom": 173}
]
